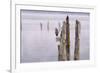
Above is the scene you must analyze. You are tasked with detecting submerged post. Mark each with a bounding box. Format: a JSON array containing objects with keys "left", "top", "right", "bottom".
[
  {"left": 40, "top": 22, "right": 43, "bottom": 31},
  {"left": 47, "top": 21, "right": 49, "bottom": 31},
  {"left": 74, "top": 20, "right": 81, "bottom": 60},
  {"left": 66, "top": 16, "right": 70, "bottom": 60}
]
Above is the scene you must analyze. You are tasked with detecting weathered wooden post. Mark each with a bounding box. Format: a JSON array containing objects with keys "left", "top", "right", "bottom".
[
  {"left": 55, "top": 27, "right": 61, "bottom": 61},
  {"left": 74, "top": 20, "right": 81, "bottom": 60},
  {"left": 58, "top": 22, "right": 61, "bottom": 32},
  {"left": 66, "top": 16, "right": 70, "bottom": 60},
  {"left": 55, "top": 21, "right": 67, "bottom": 61},
  {"left": 58, "top": 45, "right": 61, "bottom": 61},
  {"left": 55, "top": 16, "right": 70, "bottom": 61},
  {"left": 47, "top": 21, "right": 49, "bottom": 31},
  {"left": 40, "top": 22, "right": 43, "bottom": 31},
  {"left": 60, "top": 21, "right": 67, "bottom": 61}
]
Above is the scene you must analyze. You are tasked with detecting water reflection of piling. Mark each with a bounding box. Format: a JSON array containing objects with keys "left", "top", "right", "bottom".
[{"left": 74, "top": 20, "right": 80, "bottom": 60}]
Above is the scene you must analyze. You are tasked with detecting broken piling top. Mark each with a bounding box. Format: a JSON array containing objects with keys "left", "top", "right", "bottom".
[
  {"left": 66, "top": 16, "right": 69, "bottom": 24},
  {"left": 76, "top": 19, "right": 81, "bottom": 34}
]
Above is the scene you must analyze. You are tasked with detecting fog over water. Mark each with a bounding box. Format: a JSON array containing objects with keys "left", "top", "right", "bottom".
[{"left": 20, "top": 10, "right": 90, "bottom": 63}]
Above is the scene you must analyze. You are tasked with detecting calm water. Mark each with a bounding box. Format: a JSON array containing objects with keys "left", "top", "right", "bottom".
[{"left": 20, "top": 10, "right": 90, "bottom": 63}]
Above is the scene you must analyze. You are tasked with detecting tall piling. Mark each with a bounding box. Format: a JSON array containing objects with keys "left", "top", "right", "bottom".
[
  {"left": 66, "top": 16, "right": 70, "bottom": 60},
  {"left": 57, "top": 16, "right": 70, "bottom": 61},
  {"left": 74, "top": 20, "right": 80, "bottom": 60}
]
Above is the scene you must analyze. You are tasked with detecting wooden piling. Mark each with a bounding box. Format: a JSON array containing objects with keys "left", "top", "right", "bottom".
[
  {"left": 66, "top": 16, "right": 70, "bottom": 60},
  {"left": 58, "top": 45, "right": 61, "bottom": 61},
  {"left": 61, "top": 21, "right": 67, "bottom": 61},
  {"left": 58, "top": 22, "right": 61, "bottom": 32},
  {"left": 74, "top": 20, "right": 80, "bottom": 60},
  {"left": 57, "top": 16, "right": 70, "bottom": 61},
  {"left": 58, "top": 21, "right": 67, "bottom": 61},
  {"left": 47, "top": 21, "right": 49, "bottom": 31},
  {"left": 40, "top": 23, "right": 43, "bottom": 31}
]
